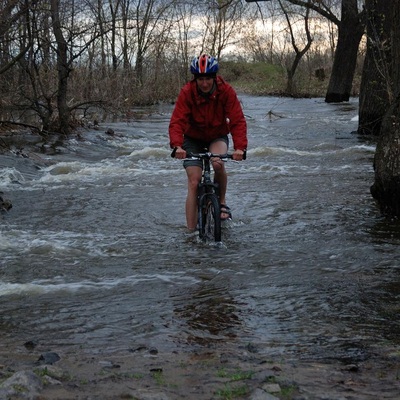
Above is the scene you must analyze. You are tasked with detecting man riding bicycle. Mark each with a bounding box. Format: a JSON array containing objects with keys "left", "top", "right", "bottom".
[{"left": 169, "top": 54, "right": 248, "bottom": 231}]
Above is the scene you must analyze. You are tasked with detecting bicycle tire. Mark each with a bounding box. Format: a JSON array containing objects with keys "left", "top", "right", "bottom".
[{"left": 199, "top": 194, "right": 221, "bottom": 242}]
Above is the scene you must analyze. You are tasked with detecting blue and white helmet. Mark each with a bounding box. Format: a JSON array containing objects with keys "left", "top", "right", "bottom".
[{"left": 190, "top": 54, "right": 219, "bottom": 75}]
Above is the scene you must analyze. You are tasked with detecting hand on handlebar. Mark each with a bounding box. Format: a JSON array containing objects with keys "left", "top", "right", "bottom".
[
  {"left": 171, "top": 146, "right": 247, "bottom": 161},
  {"left": 232, "top": 149, "right": 246, "bottom": 161},
  {"left": 171, "top": 146, "right": 186, "bottom": 159}
]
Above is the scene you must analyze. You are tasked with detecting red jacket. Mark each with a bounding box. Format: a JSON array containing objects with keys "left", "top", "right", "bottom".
[{"left": 169, "top": 76, "right": 247, "bottom": 151}]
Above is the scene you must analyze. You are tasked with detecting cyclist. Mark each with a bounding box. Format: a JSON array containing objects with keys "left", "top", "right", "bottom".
[{"left": 169, "top": 54, "right": 248, "bottom": 231}]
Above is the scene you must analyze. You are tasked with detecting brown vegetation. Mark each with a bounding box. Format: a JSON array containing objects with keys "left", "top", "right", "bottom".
[{"left": 1, "top": 0, "right": 366, "bottom": 135}]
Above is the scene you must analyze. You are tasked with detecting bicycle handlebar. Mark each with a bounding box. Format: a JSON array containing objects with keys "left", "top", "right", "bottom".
[{"left": 171, "top": 148, "right": 246, "bottom": 160}]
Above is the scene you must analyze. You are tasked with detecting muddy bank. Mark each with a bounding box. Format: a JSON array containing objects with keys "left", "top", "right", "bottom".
[{"left": 1, "top": 341, "right": 399, "bottom": 400}]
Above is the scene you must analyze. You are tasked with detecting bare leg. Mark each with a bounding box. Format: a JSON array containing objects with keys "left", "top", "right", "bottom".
[{"left": 185, "top": 166, "right": 202, "bottom": 230}]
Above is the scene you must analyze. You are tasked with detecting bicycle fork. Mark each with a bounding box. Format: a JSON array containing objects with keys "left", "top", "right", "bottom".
[{"left": 197, "top": 182, "right": 220, "bottom": 238}]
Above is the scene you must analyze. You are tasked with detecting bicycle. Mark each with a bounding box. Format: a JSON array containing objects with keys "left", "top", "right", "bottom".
[{"left": 171, "top": 149, "right": 246, "bottom": 242}]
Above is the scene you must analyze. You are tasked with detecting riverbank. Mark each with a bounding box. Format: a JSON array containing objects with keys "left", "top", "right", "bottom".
[{"left": 1, "top": 340, "right": 399, "bottom": 399}]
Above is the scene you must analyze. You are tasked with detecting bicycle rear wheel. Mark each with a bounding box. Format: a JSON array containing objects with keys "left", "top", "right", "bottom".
[{"left": 199, "top": 194, "right": 221, "bottom": 242}]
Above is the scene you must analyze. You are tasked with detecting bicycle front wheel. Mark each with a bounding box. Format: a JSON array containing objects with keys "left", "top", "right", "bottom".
[{"left": 200, "top": 194, "right": 221, "bottom": 242}]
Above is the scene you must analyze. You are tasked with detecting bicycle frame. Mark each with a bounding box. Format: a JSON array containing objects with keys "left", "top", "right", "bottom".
[
  {"left": 187, "top": 152, "right": 232, "bottom": 241},
  {"left": 171, "top": 148, "right": 244, "bottom": 241},
  {"left": 197, "top": 152, "right": 221, "bottom": 197}
]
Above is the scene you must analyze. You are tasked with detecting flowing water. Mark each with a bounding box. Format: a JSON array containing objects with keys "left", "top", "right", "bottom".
[{"left": 1, "top": 96, "right": 399, "bottom": 393}]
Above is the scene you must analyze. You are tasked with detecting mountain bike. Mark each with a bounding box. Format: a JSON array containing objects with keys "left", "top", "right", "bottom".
[{"left": 172, "top": 149, "right": 245, "bottom": 242}]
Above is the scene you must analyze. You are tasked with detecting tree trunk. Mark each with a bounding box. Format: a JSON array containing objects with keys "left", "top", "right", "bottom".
[
  {"left": 325, "top": 0, "right": 364, "bottom": 103},
  {"left": 358, "top": 0, "right": 392, "bottom": 136},
  {"left": 370, "top": 0, "right": 400, "bottom": 216},
  {"left": 50, "top": 0, "right": 71, "bottom": 135},
  {"left": 371, "top": 98, "right": 400, "bottom": 216},
  {"left": 109, "top": 0, "right": 121, "bottom": 72},
  {"left": 279, "top": 0, "right": 312, "bottom": 96}
]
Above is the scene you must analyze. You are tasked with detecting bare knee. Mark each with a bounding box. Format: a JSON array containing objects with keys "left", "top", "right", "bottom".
[
  {"left": 212, "top": 159, "right": 225, "bottom": 174},
  {"left": 186, "top": 167, "right": 202, "bottom": 191},
  {"left": 188, "top": 176, "right": 200, "bottom": 191}
]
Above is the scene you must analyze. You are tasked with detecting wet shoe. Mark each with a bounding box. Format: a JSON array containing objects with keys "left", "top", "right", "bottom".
[{"left": 220, "top": 204, "right": 232, "bottom": 220}]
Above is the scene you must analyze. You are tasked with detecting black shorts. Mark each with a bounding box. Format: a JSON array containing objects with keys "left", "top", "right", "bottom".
[{"left": 182, "top": 135, "right": 229, "bottom": 168}]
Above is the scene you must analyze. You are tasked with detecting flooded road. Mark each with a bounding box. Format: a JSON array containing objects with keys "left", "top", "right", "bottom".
[{"left": 1, "top": 95, "right": 399, "bottom": 398}]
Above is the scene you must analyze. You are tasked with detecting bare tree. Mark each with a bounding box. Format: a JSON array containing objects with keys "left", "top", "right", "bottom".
[
  {"left": 278, "top": 0, "right": 313, "bottom": 95},
  {"left": 134, "top": 0, "right": 167, "bottom": 85},
  {"left": 358, "top": 0, "right": 392, "bottom": 135},
  {"left": 199, "top": 0, "right": 246, "bottom": 59},
  {"left": 173, "top": 1, "right": 195, "bottom": 82},
  {"left": 50, "top": 0, "right": 71, "bottom": 134},
  {"left": 0, "top": 0, "right": 372, "bottom": 135},
  {"left": 0, "top": 0, "right": 34, "bottom": 122},
  {"left": 245, "top": 0, "right": 365, "bottom": 102},
  {"left": 370, "top": 0, "right": 400, "bottom": 216},
  {"left": 0, "top": 0, "right": 33, "bottom": 76},
  {"left": 278, "top": 0, "right": 365, "bottom": 102},
  {"left": 21, "top": 0, "right": 112, "bottom": 133},
  {"left": 324, "top": 0, "right": 364, "bottom": 102},
  {"left": 120, "top": 0, "right": 134, "bottom": 70}
]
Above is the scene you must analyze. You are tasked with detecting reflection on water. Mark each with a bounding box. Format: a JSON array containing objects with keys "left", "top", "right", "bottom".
[
  {"left": 359, "top": 279, "right": 400, "bottom": 343},
  {"left": 368, "top": 218, "right": 400, "bottom": 243},
  {"left": 172, "top": 276, "right": 241, "bottom": 346}
]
